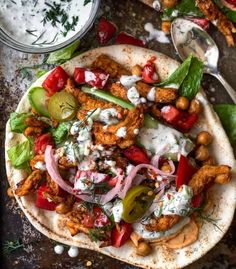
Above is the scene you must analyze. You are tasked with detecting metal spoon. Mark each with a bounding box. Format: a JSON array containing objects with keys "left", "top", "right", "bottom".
[{"left": 171, "top": 18, "right": 236, "bottom": 103}]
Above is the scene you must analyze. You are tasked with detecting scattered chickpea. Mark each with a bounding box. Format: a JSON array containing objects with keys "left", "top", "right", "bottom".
[
  {"left": 189, "top": 99, "right": 202, "bottom": 114},
  {"left": 175, "top": 96, "right": 190, "bottom": 110},
  {"left": 136, "top": 242, "right": 152, "bottom": 256},
  {"left": 132, "top": 64, "right": 142, "bottom": 77},
  {"left": 161, "top": 0, "right": 178, "bottom": 8},
  {"left": 7, "top": 187, "right": 14, "bottom": 197},
  {"left": 161, "top": 21, "right": 171, "bottom": 34},
  {"left": 195, "top": 145, "right": 210, "bottom": 161},
  {"left": 56, "top": 202, "right": 72, "bottom": 214},
  {"left": 196, "top": 131, "right": 213, "bottom": 146}
]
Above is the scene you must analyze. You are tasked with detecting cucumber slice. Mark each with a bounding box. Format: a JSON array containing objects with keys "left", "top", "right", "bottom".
[{"left": 28, "top": 87, "right": 49, "bottom": 117}]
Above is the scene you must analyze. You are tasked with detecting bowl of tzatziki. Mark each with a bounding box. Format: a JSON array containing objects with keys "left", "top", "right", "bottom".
[{"left": 0, "top": 0, "right": 100, "bottom": 53}]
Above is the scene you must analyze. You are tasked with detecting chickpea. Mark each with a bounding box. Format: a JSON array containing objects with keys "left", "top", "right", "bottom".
[
  {"left": 7, "top": 187, "right": 14, "bottom": 197},
  {"left": 189, "top": 99, "right": 202, "bottom": 114},
  {"left": 132, "top": 64, "right": 142, "bottom": 77},
  {"left": 161, "top": 0, "right": 178, "bottom": 8},
  {"left": 175, "top": 96, "right": 190, "bottom": 110},
  {"left": 195, "top": 145, "right": 210, "bottom": 161},
  {"left": 136, "top": 242, "right": 152, "bottom": 256},
  {"left": 196, "top": 131, "right": 213, "bottom": 146},
  {"left": 161, "top": 21, "right": 171, "bottom": 34},
  {"left": 56, "top": 202, "right": 72, "bottom": 214}
]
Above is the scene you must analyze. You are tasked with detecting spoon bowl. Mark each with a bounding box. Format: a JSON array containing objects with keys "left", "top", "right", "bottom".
[{"left": 171, "top": 18, "right": 236, "bottom": 103}]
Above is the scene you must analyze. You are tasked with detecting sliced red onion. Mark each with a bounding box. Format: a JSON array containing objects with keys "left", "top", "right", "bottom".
[
  {"left": 151, "top": 155, "right": 176, "bottom": 176},
  {"left": 118, "top": 164, "right": 162, "bottom": 199},
  {"left": 45, "top": 145, "right": 99, "bottom": 203},
  {"left": 99, "top": 169, "right": 125, "bottom": 205}
]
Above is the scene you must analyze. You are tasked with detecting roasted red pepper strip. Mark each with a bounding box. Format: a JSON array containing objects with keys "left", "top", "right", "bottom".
[
  {"left": 35, "top": 185, "right": 57, "bottom": 211},
  {"left": 176, "top": 155, "right": 198, "bottom": 190},
  {"left": 115, "top": 32, "right": 146, "bottom": 47},
  {"left": 97, "top": 17, "right": 117, "bottom": 44},
  {"left": 142, "top": 56, "right": 159, "bottom": 84},
  {"left": 42, "top": 66, "right": 69, "bottom": 96},
  {"left": 123, "top": 146, "right": 150, "bottom": 165},
  {"left": 111, "top": 222, "right": 133, "bottom": 248},
  {"left": 34, "top": 133, "right": 54, "bottom": 155}
]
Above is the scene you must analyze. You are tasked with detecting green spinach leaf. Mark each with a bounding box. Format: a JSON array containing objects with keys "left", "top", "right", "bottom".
[
  {"left": 162, "top": 0, "right": 203, "bottom": 20},
  {"left": 214, "top": 104, "right": 236, "bottom": 144},
  {"left": 158, "top": 54, "right": 192, "bottom": 89},
  {"left": 179, "top": 57, "right": 204, "bottom": 99}
]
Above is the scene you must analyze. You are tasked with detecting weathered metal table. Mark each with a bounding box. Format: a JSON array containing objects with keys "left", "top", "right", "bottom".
[{"left": 1, "top": 0, "right": 236, "bottom": 268}]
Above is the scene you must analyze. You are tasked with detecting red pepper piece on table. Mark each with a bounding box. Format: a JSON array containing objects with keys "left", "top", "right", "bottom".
[
  {"left": 142, "top": 56, "right": 159, "bottom": 84},
  {"left": 123, "top": 146, "right": 150, "bottom": 165},
  {"left": 97, "top": 17, "right": 117, "bottom": 45},
  {"left": 34, "top": 133, "right": 54, "bottom": 155},
  {"left": 115, "top": 32, "right": 146, "bottom": 47},
  {"left": 74, "top": 68, "right": 109, "bottom": 89},
  {"left": 176, "top": 155, "right": 198, "bottom": 190},
  {"left": 35, "top": 185, "right": 57, "bottom": 211},
  {"left": 111, "top": 222, "right": 133, "bottom": 248},
  {"left": 42, "top": 66, "right": 69, "bottom": 96}
]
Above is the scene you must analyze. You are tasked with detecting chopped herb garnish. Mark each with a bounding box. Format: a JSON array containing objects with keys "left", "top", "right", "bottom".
[
  {"left": 10, "top": 0, "right": 17, "bottom": 4},
  {"left": 26, "top": 29, "right": 38, "bottom": 37},
  {"left": 84, "top": 0, "right": 92, "bottom": 6},
  {"left": 3, "top": 240, "right": 23, "bottom": 255}
]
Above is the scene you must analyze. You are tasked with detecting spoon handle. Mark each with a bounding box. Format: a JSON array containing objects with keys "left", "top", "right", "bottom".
[{"left": 213, "top": 72, "right": 236, "bottom": 103}]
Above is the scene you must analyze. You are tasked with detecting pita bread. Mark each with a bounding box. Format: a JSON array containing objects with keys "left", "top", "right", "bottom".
[{"left": 5, "top": 45, "right": 236, "bottom": 269}]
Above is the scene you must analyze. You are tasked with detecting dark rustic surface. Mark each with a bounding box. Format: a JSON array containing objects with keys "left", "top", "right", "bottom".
[{"left": 1, "top": 0, "right": 236, "bottom": 268}]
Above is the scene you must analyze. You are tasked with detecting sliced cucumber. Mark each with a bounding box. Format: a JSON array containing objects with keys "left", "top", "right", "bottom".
[{"left": 28, "top": 87, "right": 49, "bottom": 117}]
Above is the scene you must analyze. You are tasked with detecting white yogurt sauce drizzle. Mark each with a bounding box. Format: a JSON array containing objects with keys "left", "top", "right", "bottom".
[
  {"left": 0, "top": 0, "right": 93, "bottom": 47},
  {"left": 144, "top": 23, "right": 170, "bottom": 44}
]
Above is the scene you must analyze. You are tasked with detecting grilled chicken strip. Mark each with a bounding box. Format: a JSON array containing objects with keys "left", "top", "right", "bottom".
[
  {"left": 145, "top": 215, "right": 181, "bottom": 232},
  {"left": 196, "top": 0, "right": 236, "bottom": 46}
]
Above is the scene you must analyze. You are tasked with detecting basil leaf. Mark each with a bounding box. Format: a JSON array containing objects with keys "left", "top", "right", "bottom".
[
  {"left": 46, "top": 40, "right": 80, "bottom": 64},
  {"left": 162, "top": 0, "right": 203, "bottom": 20},
  {"left": 158, "top": 54, "right": 192, "bottom": 89},
  {"left": 179, "top": 57, "right": 204, "bottom": 99},
  {"left": 51, "top": 122, "right": 71, "bottom": 145},
  {"left": 214, "top": 104, "right": 236, "bottom": 144},
  {"left": 10, "top": 112, "right": 31, "bottom": 133},
  {"left": 7, "top": 140, "right": 34, "bottom": 168}
]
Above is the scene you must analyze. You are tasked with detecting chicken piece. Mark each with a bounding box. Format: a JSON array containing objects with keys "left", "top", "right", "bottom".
[
  {"left": 93, "top": 105, "right": 144, "bottom": 148},
  {"left": 92, "top": 54, "right": 130, "bottom": 78},
  {"left": 15, "top": 170, "right": 43, "bottom": 196},
  {"left": 30, "top": 155, "right": 45, "bottom": 170},
  {"left": 196, "top": 0, "right": 236, "bottom": 46},
  {"left": 24, "top": 126, "right": 43, "bottom": 137},
  {"left": 58, "top": 156, "right": 77, "bottom": 169},
  {"left": 25, "top": 116, "right": 49, "bottom": 128},
  {"left": 136, "top": 81, "right": 178, "bottom": 103},
  {"left": 46, "top": 172, "right": 60, "bottom": 196},
  {"left": 66, "top": 205, "right": 89, "bottom": 236},
  {"left": 107, "top": 82, "right": 129, "bottom": 101},
  {"left": 150, "top": 105, "right": 162, "bottom": 120},
  {"left": 188, "top": 165, "right": 231, "bottom": 195},
  {"left": 64, "top": 78, "right": 124, "bottom": 114},
  {"left": 145, "top": 215, "right": 181, "bottom": 232}
]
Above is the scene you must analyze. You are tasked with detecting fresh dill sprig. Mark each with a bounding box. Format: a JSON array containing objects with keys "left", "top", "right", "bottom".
[
  {"left": 31, "top": 30, "right": 46, "bottom": 45},
  {"left": 3, "top": 240, "right": 23, "bottom": 255},
  {"left": 62, "top": 16, "right": 79, "bottom": 37},
  {"left": 10, "top": 0, "right": 17, "bottom": 4},
  {"left": 84, "top": 0, "right": 92, "bottom": 6},
  {"left": 32, "top": 33, "right": 58, "bottom": 46},
  {"left": 26, "top": 29, "right": 37, "bottom": 37}
]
